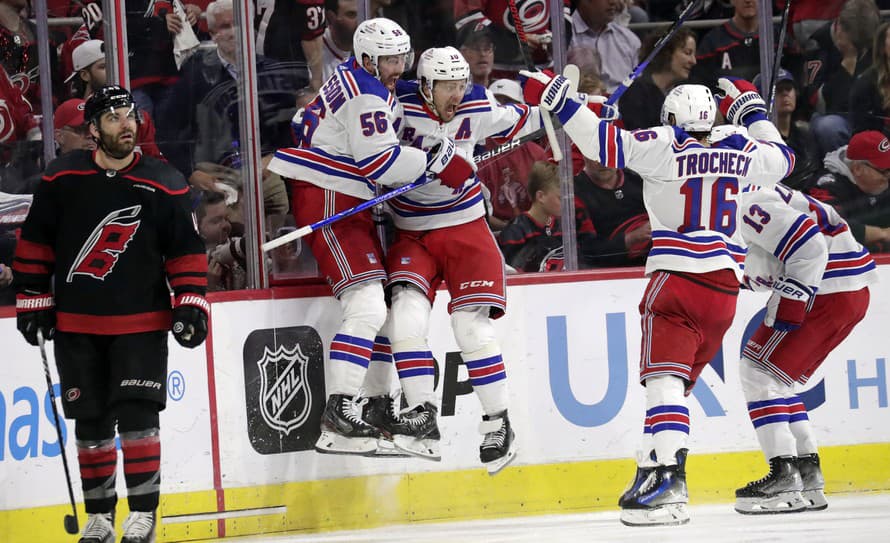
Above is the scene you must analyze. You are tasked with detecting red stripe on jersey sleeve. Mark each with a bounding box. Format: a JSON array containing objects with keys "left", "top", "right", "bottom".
[
  {"left": 14, "top": 238, "right": 55, "bottom": 261},
  {"left": 166, "top": 254, "right": 208, "bottom": 276}
]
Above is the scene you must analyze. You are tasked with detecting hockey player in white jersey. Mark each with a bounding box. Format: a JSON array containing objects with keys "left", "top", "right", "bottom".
[
  {"left": 376, "top": 46, "right": 546, "bottom": 474},
  {"left": 520, "top": 73, "right": 795, "bottom": 524},
  {"left": 267, "top": 19, "right": 475, "bottom": 456},
  {"left": 735, "top": 184, "right": 876, "bottom": 514}
]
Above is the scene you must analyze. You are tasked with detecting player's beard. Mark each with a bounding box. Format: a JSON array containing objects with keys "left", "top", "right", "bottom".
[{"left": 98, "top": 129, "right": 136, "bottom": 160}]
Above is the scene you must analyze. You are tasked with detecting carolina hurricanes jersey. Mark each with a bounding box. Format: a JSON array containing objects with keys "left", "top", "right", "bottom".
[
  {"left": 267, "top": 59, "right": 427, "bottom": 201},
  {"left": 561, "top": 105, "right": 796, "bottom": 281},
  {"left": 740, "top": 185, "right": 877, "bottom": 295},
  {"left": 12, "top": 150, "right": 207, "bottom": 335},
  {"left": 392, "top": 80, "right": 542, "bottom": 230},
  {"left": 454, "top": 0, "right": 557, "bottom": 35}
]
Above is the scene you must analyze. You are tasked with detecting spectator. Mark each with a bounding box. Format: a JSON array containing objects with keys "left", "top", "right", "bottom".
[
  {"left": 753, "top": 69, "right": 820, "bottom": 189},
  {"left": 803, "top": 0, "right": 880, "bottom": 157},
  {"left": 619, "top": 27, "right": 697, "bottom": 131},
  {"left": 0, "top": 0, "right": 55, "bottom": 114},
  {"left": 321, "top": 0, "right": 358, "bottom": 82},
  {"left": 157, "top": 0, "right": 305, "bottom": 190},
  {"left": 807, "top": 130, "right": 890, "bottom": 252},
  {"left": 254, "top": 0, "right": 325, "bottom": 91},
  {"left": 566, "top": 44, "right": 602, "bottom": 82},
  {"left": 0, "top": 66, "right": 40, "bottom": 195},
  {"left": 63, "top": 40, "right": 164, "bottom": 160},
  {"left": 691, "top": 0, "right": 761, "bottom": 89},
  {"left": 569, "top": 0, "right": 641, "bottom": 93},
  {"left": 458, "top": 24, "right": 495, "bottom": 88},
  {"left": 849, "top": 21, "right": 890, "bottom": 138},
  {"left": 574, "top": 155, "right": 650, "bottom": 267},
  {"left": 488, "top": 78, "right": 524, "bottom": 105},
  {"left": 53, "top": 98, "right": 96, "bottom": 155}
]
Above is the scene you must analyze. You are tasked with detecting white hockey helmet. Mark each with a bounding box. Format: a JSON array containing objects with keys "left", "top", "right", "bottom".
[
  {"left": 353, "top": 18, "right": 413, "bottom": 78},
  {"left": 660, "top": 84, "right": 716, "bottom": 132},
  {"left": 417, "top": 46, "right": 470, "bottom": 102}
]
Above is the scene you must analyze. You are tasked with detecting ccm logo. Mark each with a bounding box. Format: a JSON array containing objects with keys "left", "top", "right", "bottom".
[
  {"left": 459, "top": 280, "right": 494, "bottom": 289},
  {"left": 120, "top": 379, "right": 162, "bottom": 390}
]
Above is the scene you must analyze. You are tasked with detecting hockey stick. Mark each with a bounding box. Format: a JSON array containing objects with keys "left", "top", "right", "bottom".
[
  {"left": 767, "top": 0, "right": 792, "bottom": 119},
  {"left": 606, "top": 0, "right": 702, "bottom": 106},
  {"left": 38, "top": 330, "right": 80, "bottom": 535},
  {"left": 507, "top": 0, "right": 563, "bottom": 162}
]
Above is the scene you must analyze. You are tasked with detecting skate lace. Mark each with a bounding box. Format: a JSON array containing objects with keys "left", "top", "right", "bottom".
[
  {"left": 123, "top": 511, "right": 154, "bottom": 537},
  {"left": 403, "top": 405, "right": 433, "bottom": 429},
  {"left": 82, "top": 513, "right": 112, "bottom": 538},
  {"left": 341, "top": 396, "right": 373, "bottom": 427},
  {"left": 746, "top": 464, "right": 777, "bottom": 488},
  {"left": 481, "top": 420, "right": 506, "bottom": 449}
]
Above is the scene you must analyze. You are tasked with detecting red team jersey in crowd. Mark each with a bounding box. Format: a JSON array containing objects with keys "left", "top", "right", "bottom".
[
  {"left": 740, "top": 185, "right": 877, "bottom": 385},
  {"left": 255, "top": 0, "right": 326, "bottom": 62}
]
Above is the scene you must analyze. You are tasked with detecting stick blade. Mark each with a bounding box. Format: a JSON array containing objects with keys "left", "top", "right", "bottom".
[{"left": 64, "top": 514, "right": 79, "bottom": 534}]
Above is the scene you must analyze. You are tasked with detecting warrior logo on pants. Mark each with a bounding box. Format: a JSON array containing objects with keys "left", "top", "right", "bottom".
[
  {"left": 67, "top": 205, "right": 141, "bottom": 282},
  {"left": 257, "top": 343, "right": 312, "bottom": 435}
]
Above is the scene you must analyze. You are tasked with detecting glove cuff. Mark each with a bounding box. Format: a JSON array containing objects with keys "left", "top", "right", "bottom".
[
  {"left": 16, "top": 292, "right": 55, "bottom": 312},
  {"left": 773, "top": 277, "right": 815, "bottom": 302},
  {"left": 555, "top": 97, "right": 582, "bottom": 125},
  {"left": 174, "top": 293, "right": 210, "bottom": 315}
]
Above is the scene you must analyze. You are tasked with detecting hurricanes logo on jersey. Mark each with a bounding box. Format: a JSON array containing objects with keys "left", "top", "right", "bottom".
[{"left": 67, "top": 205, "right": 142, "bottom": 282}]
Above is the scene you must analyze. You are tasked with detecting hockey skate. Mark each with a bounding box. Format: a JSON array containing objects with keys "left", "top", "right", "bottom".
[
  {"left": 479, "top": 411, "right": 517, "bottom": 476},
  {"left": 619, "top": 449, "right": 689, "bottom": 526},
  {"left": 392, "top": 402, "right": 441, "bottom": 461},
  {"left": 121, "top": 510, "right": 156, "bottom": 543},
  {"left": 315, "top": 394, "right": 381, "bottom": 456},
  {"left": 735, "top": 456, "right": 807, "bottom": 514},
  {"left": 362, "top": 395, "right": 410, "bottom": 457},
  {"left": 78, "top": 512, "right": 114, "bottom": 543},
  {"left": 618, "top": 449, "right": 675, "bottom": 508},
  {"left": 797, "top": 453, "right": 828, "bottom": 511}
]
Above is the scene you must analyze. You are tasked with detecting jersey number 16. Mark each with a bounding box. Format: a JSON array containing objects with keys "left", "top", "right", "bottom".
[{"left": 678, "top": 177, "right": 739, "bottom": 236}]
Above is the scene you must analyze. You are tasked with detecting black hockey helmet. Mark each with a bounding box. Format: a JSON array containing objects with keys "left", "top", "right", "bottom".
[{"left": 84, "top": 85, "right": 135, "bottom": 125}]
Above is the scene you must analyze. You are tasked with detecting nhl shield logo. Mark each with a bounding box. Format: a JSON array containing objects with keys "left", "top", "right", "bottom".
[
  {"left": 243, "top": 326, "right": 325, "bottom": 454},
  {"left": 257, "top": 343, "right": 312, "bottom": 435}
]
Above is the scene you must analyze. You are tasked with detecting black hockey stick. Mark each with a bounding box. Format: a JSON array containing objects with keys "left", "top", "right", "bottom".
[
  {"left": 767, "top": 0, "right": 793, "bottom": 118},
  {"left": 507, "top": 0, "right": 563, "bottom": 161},
  {"left": 607, "top": 0, "right": 703, "bottom": 106},
  {"left": 38, "top": 330, "right": 80, "bottom": 535}
]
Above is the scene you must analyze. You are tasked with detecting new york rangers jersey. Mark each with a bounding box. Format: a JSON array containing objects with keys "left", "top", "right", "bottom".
[
  {"left": 561, "top": 108, "right": 796, "bottom": 280},
  {"left": 267, "top": 59, "right": 427, "bottom": 201},
  {"left": 740, "top": 185, "right": 878, "bottom": 295},
  {"left": 392, "top": 81, "right": 542, "bottom": 230}
]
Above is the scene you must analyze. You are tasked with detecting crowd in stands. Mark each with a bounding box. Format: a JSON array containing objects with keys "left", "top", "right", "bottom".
[{"left": 2, "top": 0, "right": 890, "bottom": 299}]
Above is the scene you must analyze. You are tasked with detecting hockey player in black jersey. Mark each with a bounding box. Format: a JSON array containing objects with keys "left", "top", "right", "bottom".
[{"left": 13, "top": 86, "right": 209, "bottom": 543}]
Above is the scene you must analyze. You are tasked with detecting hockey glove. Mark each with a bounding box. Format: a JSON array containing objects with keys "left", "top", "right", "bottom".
[
  {"left": 427, "top": 138, "right": 475, "bottom": 190},
  {"left": 717, "top": 77, "right": 767, "bottom": 127},
  {"left": 763, "top": 277, "right": 814, "bottom": 332},
  {"left": 16, "top": 290, "right": 56, "bottom": 346},
  {"left": 172, "top": 294, "right": 210, "bottom": 348}
]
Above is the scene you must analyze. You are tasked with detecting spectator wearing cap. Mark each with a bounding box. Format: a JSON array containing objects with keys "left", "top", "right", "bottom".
[
  {"left": 752, "top": 68, "right": 819, "bottom": 189},
  {"left": 807, "top": 130, "right": 890, "bottom": 252},
  {"left": 568, "top": 0, "right": 640, "bottom": 93},
  {"left": 849, "top": 21, "right": 890, "bottom": 139},
  {"left": 618, "top": 26, "right": 696, "bottom": 131},
  {"left": 459, "top": 24, "right": 495, "bottom": 87},
  {"left": 65, "top": 39, "right": 106, "bottom": 100},
  {"left": 488, "top": 79, "right": 524, "bottom": 105},
  {"left": 53, "top": 98, "right": 96, "bottom": 155}
]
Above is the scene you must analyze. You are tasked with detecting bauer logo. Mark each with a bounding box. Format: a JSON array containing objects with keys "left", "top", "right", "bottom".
[{"left": 243, "top": 326, "right": 326, "bottom": 454}]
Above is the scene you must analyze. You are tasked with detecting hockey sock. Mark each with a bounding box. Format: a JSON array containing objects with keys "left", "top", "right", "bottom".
[
  {"left": 740, "top": 358, "right": 797, "bottom": 460},
  {"left": 361, "top": 335, "right": 395, "bottom": 397},
  {"left": 117, "top": 400, "right": 161, "bottom": 512},
  {"left": 75, "top": 417, "right": 117, "bottom": 514},
  {"left": 788, "top": 394, "right": 819, "bottom": 456},
  {"left": 463, "top": 343, "right": 508, "bottom": 416},
  {"left": 391, "top": 338, "right": 436, "bottom": 407},
  {"left": 644, "top": 375, "right": 689, "bottom": 465},
  {"left": 332, "top": 282, "right": 388, "bottom": 396}
]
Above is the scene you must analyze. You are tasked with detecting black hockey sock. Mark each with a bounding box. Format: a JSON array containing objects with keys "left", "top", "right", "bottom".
[
  {"left": 75, "top": 417, "right": 118, "bottom": 514},
  {"left": 116, "top": 400, "right": 161, "bottom": 512}
]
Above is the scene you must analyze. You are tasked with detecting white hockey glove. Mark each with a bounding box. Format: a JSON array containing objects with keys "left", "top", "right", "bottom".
[
  {"left": 763, "top": 276, "right": 815, "bottom": 332},
  {"left": 427, "top": 138, "right": 476, "bottom": 190},
  {"left": 716, "top": 77, "right": 767, "bottom": 127},
  {"left": 519, "top": 70, "right": 580, "bottom": 122}
]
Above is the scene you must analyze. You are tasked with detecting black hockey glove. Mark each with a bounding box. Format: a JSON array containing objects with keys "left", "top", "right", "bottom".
[
  {"left": 172, "top": 294, "right": 209, "bottom": 348},
  {"left": 16, "top": 290, "right": 56, "bottom": 346}
]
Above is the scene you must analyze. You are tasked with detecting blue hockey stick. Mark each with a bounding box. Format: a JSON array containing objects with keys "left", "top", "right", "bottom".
[{"left": 606, "top": 0, "right": 702, "bottom": 106}]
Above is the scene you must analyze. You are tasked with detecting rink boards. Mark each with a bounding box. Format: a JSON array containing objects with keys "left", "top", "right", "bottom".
[{"left": 1, "top": 266, "right": 889, "bottom": 542}]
